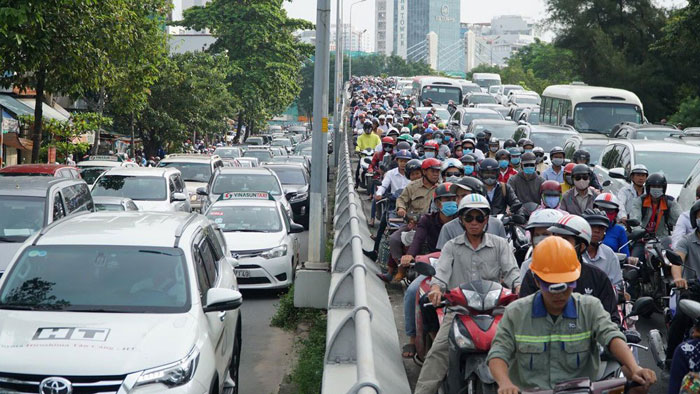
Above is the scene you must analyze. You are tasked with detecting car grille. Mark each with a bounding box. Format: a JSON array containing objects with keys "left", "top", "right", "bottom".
[
  {"left": 231, "top": 249, "right": 267, "bottom": 259},
  {"left": 237, "top": 277, "right": 271, "bottom": 285},
  {"left": 237, "top": 264, "right": 261, "bottom": 269},
  {"left": 0, "top": 372, "right": 125, "bottom": 393}
]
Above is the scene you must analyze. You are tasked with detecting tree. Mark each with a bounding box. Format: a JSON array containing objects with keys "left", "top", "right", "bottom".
[{"left": 670, "top": 96, "right": 700, "bottom": 128}]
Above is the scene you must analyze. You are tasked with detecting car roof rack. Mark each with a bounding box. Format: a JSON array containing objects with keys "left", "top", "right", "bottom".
[
  {"left": 32, "top": 211, "right": 93, "bottom": 246},
  {"left": 174, "top": 213, "right": 199, "bottom": 248}
]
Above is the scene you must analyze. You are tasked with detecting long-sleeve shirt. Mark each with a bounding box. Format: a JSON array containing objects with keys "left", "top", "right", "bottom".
[
  {"left": 396, "top": 178, "right": 436, "bottom": 215},
  {"left": 617, "top": 184, "right": 643, "bottom": 219},
  {"left": 375, "top": 167, "right": 410, "bottom": 197},
  {"left": 603, "top": 222, "right": 630, "bottom": 256},
  {"left": 355, "top": 133, "right": 380, "bottom": 152},
  {"left": 436, "top": 216, "right": 507, "bottom": 249},
  {"left": 629, "top": 195, "right": 681, "bottom": 237},
  {"left": 406, "top": 212, "right": 446, "bottom": 257},
  {"left": 507, "top": 172, "right": 545, "bottom": 205},
  {"left": 669, "top": 338, "right": 700, "bottom": 394},
  {"left": 583, "top": 243, "right": 623, "bottom": 288},
  {"left": 431, "top": 233, "right": 520, "bottom": 291},
  {"left": 673, "top": 211, "right": 693, "bottom": 249},
  {"left": 560, "top": 187, "right": 598, "bottom": 216}
]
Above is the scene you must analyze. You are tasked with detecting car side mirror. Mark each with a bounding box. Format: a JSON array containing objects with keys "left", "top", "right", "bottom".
[
  {"left": 203, "top": 288, "right": 243, "bottom": 313},
  {"left": 289, "top": 223, "right": 304, "bottom": 234},
  {"left": 414, "top": 262, "right": 436, "bottom": 277},
  {"left": 226, "top": 256, "right": 239, "bottom": 268},
  {"left": 608, "top": 167, "right": 626, "bottom": 180},
  {"left": 171, "top": 192, "right": 187, "bottom": 202},
  {"left": 196, "top": 187, "right": 208, "bottom": 196}
]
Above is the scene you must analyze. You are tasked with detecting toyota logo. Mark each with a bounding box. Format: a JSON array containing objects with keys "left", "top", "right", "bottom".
[{"left": 39, "top": 377, "right": 72, "bottom": 394}]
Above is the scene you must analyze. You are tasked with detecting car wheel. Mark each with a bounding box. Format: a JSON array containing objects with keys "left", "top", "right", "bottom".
[{"left": 228, "top": 325, "right": 242, "bottom": 394}]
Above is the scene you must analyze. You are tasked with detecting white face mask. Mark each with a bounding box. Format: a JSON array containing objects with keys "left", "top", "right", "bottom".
[
  {"left": 532, "top": 235, "right": 548, "bottom": 247},
  {"left": 574, "top": 179, "right": 589, "bottom": 190},
  {"left": 649, "top": 187, "right": 664, "bottom": 199},
  {"left": 401, "top": 230, "right": 416, "bottom": 246}
]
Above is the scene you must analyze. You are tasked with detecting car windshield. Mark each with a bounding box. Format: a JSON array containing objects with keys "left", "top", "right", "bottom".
[
  {"left": 503, "top": 86, "right": 523, "bottom": 95},
  {"left": 95, "top": 203, "right": 126, "bottom": 211},
  {"left": 0, "top": 196, "right": 45, "bottom": 242},
  {"left": 574, "top": 103, "right": 643, "bottom": 135},
  {"left": 214, "top": 148, "right": 241, "bottom": 158},
  {"left": 296, "top": 146, "right": 312, "bottom": 156},
  {"left": 206, "top": 206, "right": 282, "bottom": 232},
  {"left": 247, "top": 137, "right": 263, "bottom": 145},
  {"left": 635, "top": 151, "right": 700, "bottom": 184},
  {"left": 475, "top": 78, "right": 500, "bottom": 89},
  {"left": 92, "top": 175, "right": 167, "bottom": 201},
  {"left": 212, "top": 174, "right": 282, "bottom": 195},
  {"left": 78, "top": 166, "right": 110, "bottom": 184},
  {"left": 401, "top": 87, "right": 412, "bottom": 96},
  {"left": 158, "top": 162, "right": 211, "bottom": 183},
  {"left": 271, "top": 139, "right": 291, "bottom": 147},
  {"left": 526, "top": 110, "right": 540, "bottom": 125},
  {"left": 462, "top": 85, "right": 482, "bottom": 94},
  {"left": 267, "top": 167, "right": 306, "bottom": 185},
  {"left": 468, "top": 95, "right": 497, "bottom": 104},
  {"left": 0, "top": 246, "right": 189, "bottom": 312},
  {"left": 243, "top": 150, "right": 273, "bottom": 162},
  {"left": 421, "top": 86, "right": 461, "bottom": 105},
  {"left": 530, "top": 132, "right": 577, "bottom": 151},
  {"left": 634, "top": 129, "right": 677, "bottom": 140},
  {"left": 472, "top": 123, "right": 518, "bottom": 141},
  {"left": 462, "top": 112, "right": 503, "bottom": 125},
  {"left": 581, "top": 144, "right": 606, "bottom": 165}
]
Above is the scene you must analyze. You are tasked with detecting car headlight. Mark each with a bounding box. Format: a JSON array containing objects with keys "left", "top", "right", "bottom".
[
  {"left": 134, "top": 347, "right": 199, "bottom": 389},
  {"left": 260, "top": 245, "right": 287, "bottom": 259},
  {"left": 290, "top": 192, "right": 308, "bottom": 203}
]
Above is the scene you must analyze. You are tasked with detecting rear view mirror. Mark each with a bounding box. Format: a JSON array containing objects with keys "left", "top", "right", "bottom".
[
  {"left": 628, "top": 296, "right": 654, "bottom": 317},
  {"left": 627, "top": 219, "right": 640, "bottom": 228},
  {"left": 629, "top": 227, "right": 646, "bottom": 241},
  {"left": 203, "top": 288, "right": 243, "bottom": 313},
  {"left": 608, "top": 167, "right": 626, "bottom": 180},
  {"left": 414, "top": 262, "right": 436, "bottom": 277},
  {"left": 665, "top": 250, "right": 684, "bottom": 266},
  {"left": 602, "top": 180, "right": 611, "bottom": 187},
  {"left": 196, "top": 187, "right": 208, "bottom": 196},
  {"left": 289, "top": 223, "right": 304, "bottom": 234},
  {"left": 171, "top": 192, "right": 187, "bottom": 202}
]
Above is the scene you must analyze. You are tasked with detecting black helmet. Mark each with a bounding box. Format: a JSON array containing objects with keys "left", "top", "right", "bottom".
[
  {"left": 483, "top": 129, "right": 492, "bottom": 137},
  {"left": 451, "top": 176, "right": 486, "bottom": 196},
  {"left": 480, "top": 158, "right": 500, "bottom": 172},
  {"left": 460, "top": 153, "right": 477, "bottom": 165},
  {"left": 573, "top": 149, "right": 591, "bottom": 164},
  {"left": 396, "top": 141, "right": 411, "bottom": 151},
  {"left": 582, "top": 208, "right": 610, "bottom": 229},
  {"left": 503, "top": 139, "right": 517, "bottom": 149},
  {"left": 550, "top": 146, "right": 565, "bottom": 156},
  {"left": 488, "top": 139, "right": 499, "bottom": 147},
  {"left": 434, "top": 183, "right": 457, "bottom": 199},
  {"left": 363, "top": 120, "right": 372, "bottom": 130},
  {"left": 572, "top": 164, "right": 590, "bottom": 176},
  {"left": 521, "top": 138, "right": 534, "bottom": 149},
  {"left": 690, "top": 200, "right": 700, "bottom": 229},
  {"left": 495, "top": 149, "right": 511, "bottom": 160},
  {"left": 645, "top": 172, "right": 668, "bottom": 195},
  {"left": 517, "top": 138, "right": 529, "bottom": 147},
  {"left": 405, "top": 159, "right": 422, "bottom": 179},
  {"left": 433, "top": 131, "right": 444, "bottom": 140},
  {"left": 476, "top": 131, "right": 486, "bottom": 140},
  {"left": 521, "top": 152, "right": 537, "bottom": 162}
]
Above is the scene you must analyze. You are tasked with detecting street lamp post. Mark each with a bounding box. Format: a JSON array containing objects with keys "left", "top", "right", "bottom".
[
  {"left": 332, "top": 0, "right": 343, "bottom": 167},
  {"left": 347, "top": 0, "right": 367, "bottom": 81}
]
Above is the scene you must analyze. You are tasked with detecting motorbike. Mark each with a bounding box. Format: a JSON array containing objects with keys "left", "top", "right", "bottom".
[
  {"left": 414, "top": 262, "right": 519, "bottom": 394},
  {"left": 413, "top": 252, "right": 443, "bottom": 365},
  {"left": 358, "top": 148, "right": 374, "bottom": 192},
  {"left": 501, "top": 212, "right": 529, "bottom": 266},
  {"left": 376, "top": 188, "right": 407, "bottom": 272},
  {"left": 522, "top": 377, "right": 627, "bottom": 394}
]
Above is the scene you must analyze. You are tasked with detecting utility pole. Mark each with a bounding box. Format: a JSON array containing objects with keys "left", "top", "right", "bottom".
[
  {"left": 332, "top": 0, "right": 343, "bottom": 168},
  {"left": 308, "top": 0, "right": 331, "bottom": 263}
]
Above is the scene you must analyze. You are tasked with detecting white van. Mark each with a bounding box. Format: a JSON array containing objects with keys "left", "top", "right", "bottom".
[{"left": 472, "top": 73, "right": 502, "bottom": 92}]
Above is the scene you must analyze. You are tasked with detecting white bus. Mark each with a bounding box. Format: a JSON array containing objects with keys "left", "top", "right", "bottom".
[
  {"left": 472, "top": 73, "right": 502, "bottom": 92},
  {"left": 540, "top": 84, "right": 645, "bottom": 135},
  {"left": 411, "top": 76, "right": 463, "bottom": 107}
]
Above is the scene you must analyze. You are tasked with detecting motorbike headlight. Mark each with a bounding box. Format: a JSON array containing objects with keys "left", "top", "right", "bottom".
[
  {"left": 462, "top": 289, "right": 483, "bottom": 310},
  {"left": 483, "top": 289, "right": 502, "bottom": 310},
  {"left": 452, "top": 319, "right": 475, "bottom": 350},
  {"left": 290, "top": 192, "right": 308, "bottom": 203},
  {"left": 134, "top": 347, "right": 199, "bottom": 388},
  {"left": 261, "top": 245, "right": 287, "bottom": 259}
]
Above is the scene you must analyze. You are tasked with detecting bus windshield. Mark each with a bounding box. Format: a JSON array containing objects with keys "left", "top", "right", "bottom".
[
  {"left": 474, "top": 78, "right": 501, "bottom": 90},
  {"left": 421, "top": 86, "right": 461, "bottom": 105},
  {"left": 574, "top": 103, "right": 643, "bottom": 135}
]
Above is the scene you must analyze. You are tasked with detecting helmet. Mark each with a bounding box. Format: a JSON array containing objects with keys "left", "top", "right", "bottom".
[
  {"left": 548, "top": 214, "right": 592, "bottom": 246},
  {"left": 460, "top": 153, "right": 477, "bottom": 165},
  {"left": 540, "top": 180, "right": 562, "bottom": 196},
  {"left": 400, "top": 127, "right": 411, "bottom": 134},
  {"left": 530, "top": 236, "right": 581, "bottom": 283},
  {"left": 396, "top": 141, "right": 411, "bottom": 151},
  {"left": 463, "top": 133, "right": 476, "bottom": 140},
  {"left": 533, "top": 147, "right": 545, "bottom": 158},
  {"left": 461, "top": 138, "right": 476, "bottom": 147},
  {"left": 495, "top": 149, "right": 511, "bottom": 160},
  {"left": 387, "top": 128, "right": 399, "bottom": 136},
  {"left": 441, "top": 158, "right": 464, "bottom": 174},
  {"left": 438, "top": 122, "right": 446, "bottom": 129},
  {"left": 508, "top": 147, "right": 522, "bottom": 157},
  {"left": 573, "top": 149, "right": 591, "bottom": 164},
  {"left": 405, "top": 159, "right": 422, "bottom": 178},
  {"left": 488, "top": 139, "right": 500, "bottom": 149},
  {"left": 480, "top": 158, "right": 499, "bottom": 172},
  {"left": 503, "top": 139, "right": 517, "bottom": 149},
  {"left": 363, "top": 120, "right": 373, "bottom": 130},
  {"left": 521, "top": 139, "right": 534, "bottom": 149},
  {"left": 690, "top": 200, "right": 700, "bottom": 229},
  {"left": 645, "top": 173, "right": 667, "bottom": 195},
  {"left": 630, "top": 164, "right": 649, "bottom": 176},
  {"left": 564, "top": 162, "right": 576, "bottom": 174},
  {"left": 433, "top": 131, "right": 444, "bottom": 141},
  {"left": 594, "top": 193, "right": 620, "bottom": 210},
  {"left": 457, "top": 193, "right": 491, "bottom": 216},
  {"left": 424, "top": 128, "right": 434, "bottom": 135},
  {"left": 451, "top": 176, "right": 486, "bottom": 196},
  {"left": 483, "top": 129, "right": 492, "bottom": 136},
  {"left": 424, "top": 140, "right": 439, "bottom": 151},
  {"left": 526, "top": 209, "right": 565, "bottom": 230},
  {"left": 395, "top": 149, "right": 412, "bottom": 160},
  {"left": 582, "top": 208, "right": 610, "bottom": 229},
  {"left": 521, "top": 151, "right": 537, "bottom": 163},
  {"left": 517, "top": 138, "right": 528, "bottom": 147},
  {"left": 421, "top": 157, "right": 442, "bottom": 171},
  {"left": 571, "top": 164, "right": 590, "bottom": 176},
  {"left": 381, "top": 136, "right": 395, "bottom": 145},
  {"left": 550, "top": 146, "right": 565, "bottom": 156},
  {"left": 434, "top": 183, "right": 457, "bottom": 199},
  {"left": 476, "top": 131, "right": 486, "bottom": 140}
]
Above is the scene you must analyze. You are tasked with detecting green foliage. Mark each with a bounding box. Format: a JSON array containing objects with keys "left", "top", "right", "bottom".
[
  {"left": 291, "top": 312, "right": 326, "bottom": 394},
  {"left": 270, "top": 285, "right": 319, "bottom": 331},
  {"left": 670, "top": 96, "right": 700, "bottom": 127}
]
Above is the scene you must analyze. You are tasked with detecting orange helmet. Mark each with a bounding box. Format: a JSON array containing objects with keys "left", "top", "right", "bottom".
[
  {"left": 530, "top": 236, "right": 581, "bottom": 283},
  {"left": 563, "top": 162, "right": 576, "bottom": 174}
]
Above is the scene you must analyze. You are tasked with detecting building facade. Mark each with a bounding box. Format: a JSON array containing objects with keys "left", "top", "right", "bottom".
[
  {"left": 463, "top": 15, "right": 541, "bottom": 71},
  {"left": 375, "top": 0, "right": 394, "bottom": 56},
  {"left": 403, "top": 0, "right": 461, "bottom": 72}
]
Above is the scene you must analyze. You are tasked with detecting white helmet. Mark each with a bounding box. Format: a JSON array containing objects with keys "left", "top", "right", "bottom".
[
  {"left": 458, "top": 193, "right": 491, "bottom": 216},
  {"left": 548, "top": 214, "right": 592, "bottom": 245},
  {"left": 594, "top": 193, "right": 620, "bottom": 210},
  {"left": 441, "top": 158, "right": 464, "bottom": 173},
  {"left": 526, "top": 209, "right": 565, "bottom": 231},
  {"left": 400, "top": 127, "right": 411, "bottom": 134}
]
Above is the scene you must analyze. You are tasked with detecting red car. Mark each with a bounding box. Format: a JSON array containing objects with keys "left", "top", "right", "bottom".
[{"left": 0, "top": 164, "right": 81, "bottom": 179}]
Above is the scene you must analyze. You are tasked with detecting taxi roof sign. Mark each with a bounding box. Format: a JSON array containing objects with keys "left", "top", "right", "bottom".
[
  {"left": 218, "top": 192, "right": 274, "bottom": 201},
  {"left": 89, "top": 155, "right": 121, "bottom": 162}
]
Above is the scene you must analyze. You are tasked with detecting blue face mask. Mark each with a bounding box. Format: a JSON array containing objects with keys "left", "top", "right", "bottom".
[
  {"left": 511, "top": 158, "right": 521, "bottom": 165},
  {"left": 498, "top": 160, "right": 509, "bottom": 169},
  {"left": 523, "top": 166, "right": 536, "bottom": 175},
  {"left": 464, "top": 165, "right": 474, "bottom": 174},
  {"left": 524, "top": 149, "right": 533, "bottom": 154},
  {"left": 464, "top": 148, "right": 473, "bottom": 154},
  {"left": 544, "top": 196, "right": 560, "bottom": 209},
  {"left": 424, "top": 151, "right": 436, "bottom": 159},
  {"left": 444, "top": 136, "right": 450, "bottom": 143},
  {"left": 441, "top": 201, "right": 458, "bottom": 216}
]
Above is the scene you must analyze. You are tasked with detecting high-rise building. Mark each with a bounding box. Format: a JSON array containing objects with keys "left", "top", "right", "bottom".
[
  {"left": 403, "top": 0, "right": 461, "bottom": 72},
  {"left": 168, "top": 0, "right": 215, "bottom": 53},
  {"left": 330, "top": 24, "right": 373, "bottom": 53},
  {"left": 463, "top": 15, "right": 541, "bottom": 70},
  {"left": 375, "top": 0, "right": 394, "bottom": 56}
]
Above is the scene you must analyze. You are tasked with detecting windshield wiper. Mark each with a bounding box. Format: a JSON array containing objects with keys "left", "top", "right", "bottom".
[
  {"left": 65, "top": 307, "right": 128, "bottom": 313},
  {"left": 577, "top": 128, "right": 605, "bottom": 133},
  {"left": 0, "top": 304, "right": 35, "bottom": 310},
  {"left": 0, "top": 236, "right": 24, "bottom": 243},
  {"left": 224, "top": 229, "right": 264, "bottom": 233}
]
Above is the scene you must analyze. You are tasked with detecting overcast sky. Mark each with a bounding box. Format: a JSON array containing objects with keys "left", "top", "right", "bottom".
[{"left": 284, "top": 0, "right": 687, "bottom": 45}]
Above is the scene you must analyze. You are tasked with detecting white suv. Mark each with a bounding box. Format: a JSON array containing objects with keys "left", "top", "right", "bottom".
[
  {"left": 158, "top": 154, "right": 224, "bottom": 212},
  {"left": 0, "top": 211, "right": 242, "bottom": 393},
  {"left": 92, "top": 167, "right": 191, "bottom": 212}
]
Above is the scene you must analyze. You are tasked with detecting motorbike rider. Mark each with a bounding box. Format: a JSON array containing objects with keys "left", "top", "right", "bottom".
[
  {"left": 441, "top": 158, "right": 464, "bottom": 179},
  {"left": 433, "top": 131, "right": 451, "bottom": 160},
  {"left": 368, "top": 136, "right": 396, "bottom": 226},
  {"left": 479, "top": 158, "right": 522, "bottom": 216},
  {"left": 396, "top": 158, "right": 440, "bottom": 217},
  {"left": 560, "top": 164, "right": 599, "bottom": 215},
  {"left": 487, "top": 139, "right": 500, "bottom": 159},
  {"left": 415, "top": 195, "right": 521, "bottom": 394},
  {"left": 541, "top": 146, "right": 566, "bottom": 183},
  {"left": 460, "top": 154, "right": 478, "bottom": 177},
  {"left": 476, "top": 131, "right": 490, "bottom": 153},
  {"left": 422, "top": 140, "right": 439, "bottom": 159},
  {"left": 354, "top": 120, "right": 380, "bottom": 184},
  {"left": 538, "top": 180, "right": 565, "bottom": 211},
  {"left": 508, "top": 152, "right": 545, "bottom": 205},
  {"left": 518, "top": 209, "right": 566, "bottom": 281},
  {"left": 562, "top": 162, "right": 575, "bottom": 193},
  {"left": 582, "top": 208, "right": 624, "bottom": 291},
  {"left": 488, "top": 236, "right": 657, "bottom": 392},
  {"left": 533, "top": 147, "right": 547, "bottom": 174},
  {"left": 508, "top": 147, "right": 522, "bottom": 172},
  {"left": 618, "top": 164, "right": 649, "bottom": 221},
  {"left": 594, "top": 193, "right": 632, "bottom": 257},
  {"left": 669, "top": 317, "right": 700, "bottom": 394},
  {"left": 573, "top": 149, "right": 603, "bottom": 191},
  {"left": 496, "top": 149, "right": 518, "bottom": 183},
  {"left": 672, "top": 185, "right": 700, "bottom": 248},
  {"left": 461, "top": 138, "right": 485, "bottom": 162}
]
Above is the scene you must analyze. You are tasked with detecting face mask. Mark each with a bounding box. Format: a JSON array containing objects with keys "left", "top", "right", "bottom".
[
  {"left": 424, "top": 151, "right": 436, "bottom": 159},
  {"left": 523, "top": 166, "right": 536, "bottom": 175},
  {"left": 498, "top": 160, "right": 509, "bottom": 169},
  {"left": 441, "top": 201, "right": 458, "bottom": 216},
  {"left": 464, "top": 148, "right": 473, "bottom": 154},
  {"left": 552, "top": 158, "right": 564, "bottom": 166},
  {"left": 364, "top": 129, "right": 371, "bottom": 134},
  {"left": 511, "top": 158, "right": 521, "bottom": 166},
  {"left": 544, "top": 196, "right": 560, "bottom": 208},
  {"left": 444, "top": 136, "right": 450, "bottom": 143},
  {"left": 524, "top": 149, "right": 533, "bottom": 154},
  {"left": 574, "top": 179, "right": 589, "bottom": 190},
  {"left": 649, "top": 187, "right": 664, "bottom": 199},
  {"left": 532, "top": 235, "right": 548, "bottom": 247},
  {"left": 606, "top": 211, "right": 617, "bottom": 223},
  {"left": 384, "top": 146, "right": 392, "bottom": 152},
  {"left": 489, "top": 146, "right": 498, "bottom": 153},
  {"left": 483, "top": 176, "right": 497, "bottom": 186},
  {"left": 464, "top": 165, "right": 474, "bottom": 174}
]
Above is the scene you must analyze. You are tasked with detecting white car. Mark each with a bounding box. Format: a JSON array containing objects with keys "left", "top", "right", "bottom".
[
  {"left": 158, "top": 154, "right": 225, "bottom": 212},
  {"left": 204, "top": 192, "right": 303, "bottom": 289},
  {"left": 76, "top": 155, "right": 139, "bottom": 186},
  {"left": 91, "top": 167, "right": 191, "bottom": 212},
  {"left": 0, "top": 212, "right": 242, "bottom": 393}
]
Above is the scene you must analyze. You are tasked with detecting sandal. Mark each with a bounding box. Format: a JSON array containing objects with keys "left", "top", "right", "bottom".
[{"left": 402, "top": 343, "right": 416, "bottom": 358}]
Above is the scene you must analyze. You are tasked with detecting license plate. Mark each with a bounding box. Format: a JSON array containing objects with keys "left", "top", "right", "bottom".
[{"left": 234, "top": 270, "right": 250, "bottom": 278}]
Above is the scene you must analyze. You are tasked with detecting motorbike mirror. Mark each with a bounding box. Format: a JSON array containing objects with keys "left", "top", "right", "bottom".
[
  {"left": 627, "top": 219, "right": 640, "bottom": 228},
  {"left": 623, "top": 269, "right": 639, "bottom": 283},
  {"left": 666, "top": 250, "right": 683, "bottom": 266},
  {"left": 414, "top": 262, "right": 436, "bottom": 278},
  {"left": 511, "top": 214, "right": 527, "bottom": 225},
  {"left": 615, "top": 253, "right": 627, "bottom": 262},
  {"left": 628, "top": 296, "right": 654, "bottom": 317},
  {"left": 629, "top": 227, "right": 646, "bottom": 241},
  {"left": 625, "top": 330, "right": 642, "bottom": 344}
]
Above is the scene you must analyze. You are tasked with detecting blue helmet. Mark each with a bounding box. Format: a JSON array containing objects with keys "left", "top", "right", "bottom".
[{"left": 395, "top": 149, "right": 412, "bottom": 160}]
